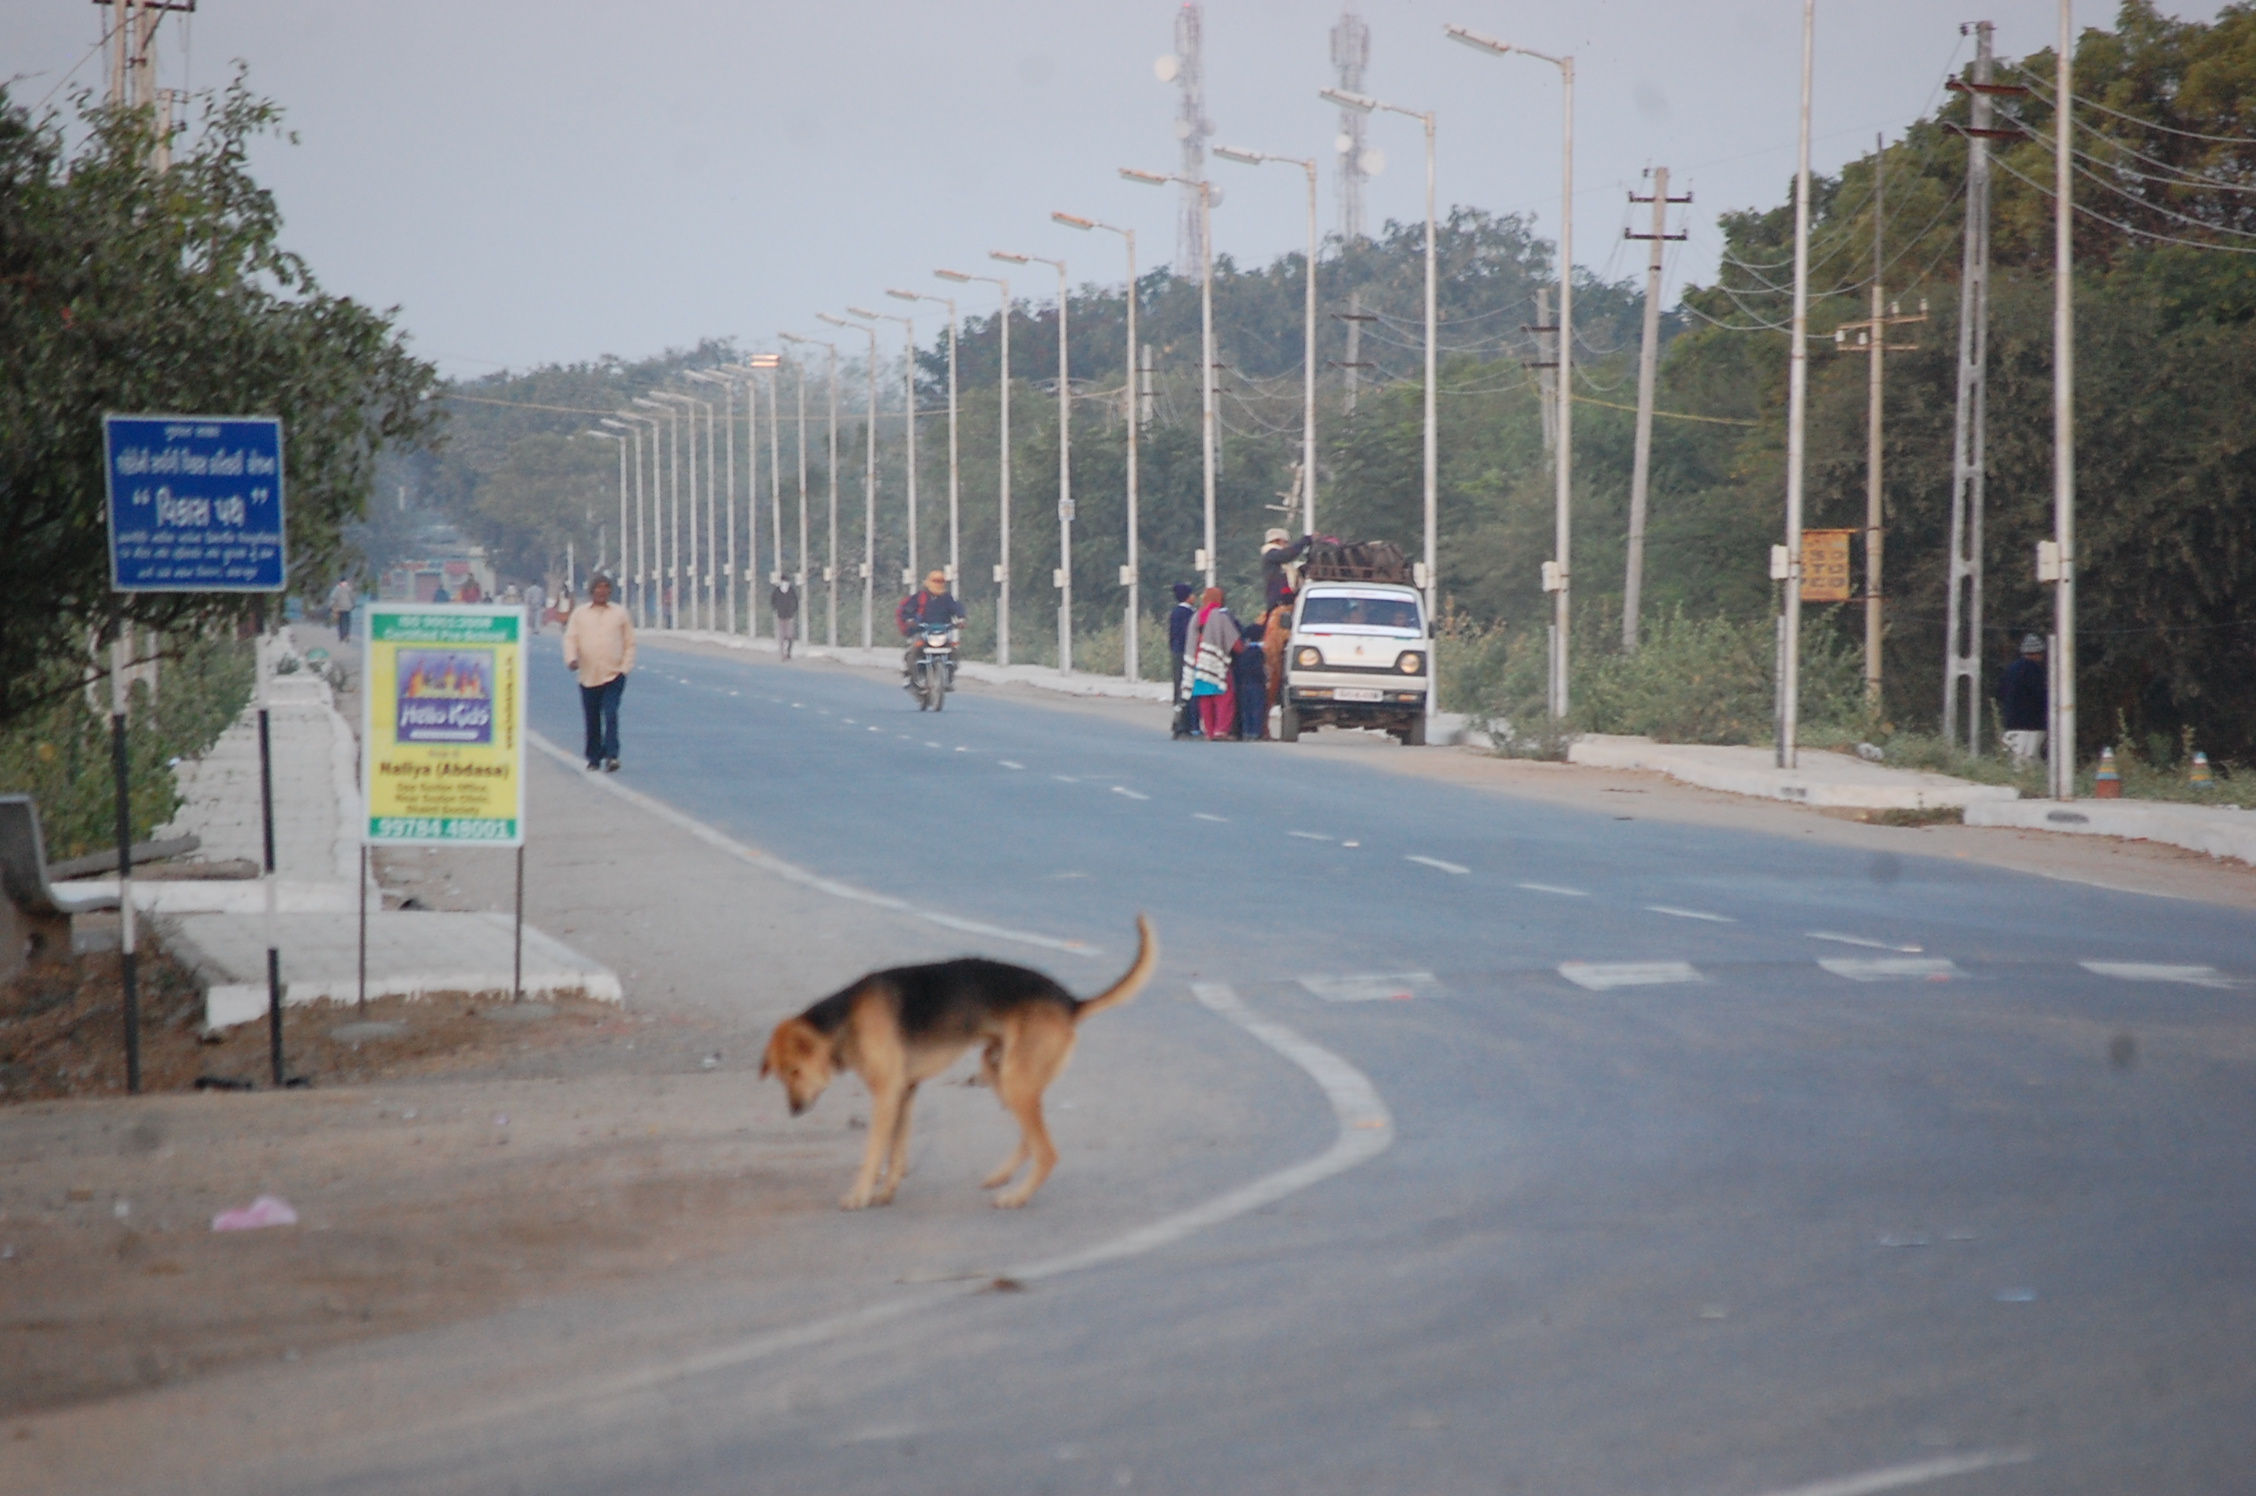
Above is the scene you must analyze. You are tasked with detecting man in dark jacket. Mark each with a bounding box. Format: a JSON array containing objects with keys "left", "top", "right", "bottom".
[
  {"left": 1261, "top": 528, "right": 1313, "bottom": 610},
  {"left": 1167, "top": 582, "right": 1199, "bottom": 739},
  {"left": 1996, "top": 633, "right": 2048, "bottom": 762},
  {"left": 898, "top": 570, "right": 966, "bottom": 685}
]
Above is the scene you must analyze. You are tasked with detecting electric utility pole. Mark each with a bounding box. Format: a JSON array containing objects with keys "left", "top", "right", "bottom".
[
  {"left": 1622, "top": 167, "right": 1690, "bottom": 651},
  {"left": 1942, "top": 21, "right": 2021, "bottom": 749},
  {"left": 1831, "top": 137, "right": 1925, "bottom": 708}
]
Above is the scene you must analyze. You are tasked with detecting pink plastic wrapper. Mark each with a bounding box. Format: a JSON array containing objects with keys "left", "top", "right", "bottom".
[{"left": 211, "top": 1195, "right": 299, "bottom": 1232}]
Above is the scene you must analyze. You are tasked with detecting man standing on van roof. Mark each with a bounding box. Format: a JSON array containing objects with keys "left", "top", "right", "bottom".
[{"left": 1261, "top": 528, "right": 1312, "bottom": 610}]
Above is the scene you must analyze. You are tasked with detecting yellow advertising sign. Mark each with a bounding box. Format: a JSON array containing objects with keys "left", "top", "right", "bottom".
[
  {"left": 362, "top": 604, "right": 525, "bottom": 846},
  {"left": 1801, "top": 529, "right": 1855, "bottom": 604}
]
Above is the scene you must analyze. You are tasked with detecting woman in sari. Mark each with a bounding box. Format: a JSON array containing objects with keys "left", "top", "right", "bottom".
[{"left": 1188, "top": 586, "right": 1241, "bottom": 742}]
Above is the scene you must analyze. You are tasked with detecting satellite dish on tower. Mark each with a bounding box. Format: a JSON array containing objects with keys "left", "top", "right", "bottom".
[
  {"left": 1334, "top": 133, "right": 1355, "bottom": 156},
  {"left": 1359, "top": 147, "right": 1387, "bottom": 177},
  {"left": 1173, "top": 118, "right": 1193, "bottom": 140},
  {"left": 1206, "top": 186, "right": 1224, "bottom": 208},
  {"left": 1154, "top": 54, "right": 1180, "bottom": 83}
]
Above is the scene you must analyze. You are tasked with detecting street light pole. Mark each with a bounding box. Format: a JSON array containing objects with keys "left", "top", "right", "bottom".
[
  {"left": 1782, "top": 0, "right": 1816, "bottom": 769},
  {"left": 666, "top": 390, "right": 717, "bottom": 632},
  {"left": 1443, "top": 30, "right": 1570, "bottom": 716},
  {"left": 1121, "top": 169, "right": 1218, "bottom": 589},
  {"left": 1213, "top": 147, "right": 1319, "bottom": 536},
  {"left": 1318, "top": 89, "right": 1437, "bottom": 723},
  {"left": 937, "top": 268, "right": 1014, "bottom": 663},
  {"left": 686, "top": 370, "right": 740, "bottom": 633},
  {"left": 2051, "top": 0, "right": 2077, "bottom": 799},
  {"left": 992, "top": 252, "right": 1072, "bottom": 673},
  {"left": 581, "top": 432, "right": 628, "bottom": 599},
  {"left": 601, "top": 415, "right": 651, "bottom": 624},
  {"left": 777, "top": 339, "right": 816, "bottom": 599},
  {"left": 853, "top": 307, "right": 920, "bottom": 586},
  {"left": 891, "top": 287, "right": 962, "bottom": 596},
  {"left": 820, "top": 312, "right": 880, "bottom": 648},
  {"left": 633, "top": 396, "right": 682, "bottom": 628},
  {"left": 781, "top": 333, "right": 838, "bottom": 640},
  {"left": 1050, "top": 213, "right": 1142, "bottom": 680}
]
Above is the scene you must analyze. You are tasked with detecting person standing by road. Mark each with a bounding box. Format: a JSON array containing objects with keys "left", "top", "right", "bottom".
[
  {"left": 1234, "top": 610, "right": 1272, "bottom": 741},
  {"left": 1168, "top": 582, "right": 1198, "bottom": 739},
  {"left": 327, "top": 576, "right": 356, "bottom": 641},
  {"left": 524, "top": 581, "right": 546, "bottom": 635},
  {"left": 1997, "top": 633, "right": 2049, "bottom": 764},
  {"left": 771, "top": 576, "right": 801, "bottom": 661},
  {"left": 564, "top": 572, "right": 635, "bottom": 773},
  {"left": 1260, "top": 589, "right": 1294, "bottom": 723},
  {"left": 1188, "top": 586, "right": 1241, "bottom": 742}
]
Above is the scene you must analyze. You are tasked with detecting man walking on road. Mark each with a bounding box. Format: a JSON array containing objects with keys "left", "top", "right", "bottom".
[
  {"left": 328, "top": 576, "right": 356, "bottom": 641},
  {"left": 1998, "top": 633, "right": 2048, "bottom": 763},
  {"left": 564, "top": 572, "right": 635, "bottom": 772}
]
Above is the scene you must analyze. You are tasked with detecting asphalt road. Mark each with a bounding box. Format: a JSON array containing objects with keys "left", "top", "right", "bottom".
[{"left": 415, "top": 639, "right": 2255, "bottom": 1494}]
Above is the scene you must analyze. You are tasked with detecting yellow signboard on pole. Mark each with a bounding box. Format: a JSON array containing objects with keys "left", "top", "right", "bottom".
[
  {"left": 362, "top": 604, "right": 525, "bottom": 846},
  {"left": 1801, "top": 528, "right": 1855, "bottom": 604}
]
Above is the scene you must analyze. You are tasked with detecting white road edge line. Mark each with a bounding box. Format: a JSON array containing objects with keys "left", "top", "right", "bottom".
[
  {"left": 361, "top": 981, "right": 1394, "bottom": 1443},
  {"left": 1744, "top": 1448, "right": 2033, "bottom": 1496},
  {"left": 528, "top": 731, "right": 1096, "bottom": 957},
  {"left": 1406, "top": 855, "right": 1469, "bottom": 874}
]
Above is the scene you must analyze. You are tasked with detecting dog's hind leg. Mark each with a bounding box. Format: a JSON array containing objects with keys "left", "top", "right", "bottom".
[
  {"left": 873, "top": 1081, "right": 919, "bottom": 1205},
  {"left": 981, "top": 1137, "right": 1027, "bottom": 1191},
  {"left": 991, "top": 1018, "right": 1078, "bottom": 1208}
]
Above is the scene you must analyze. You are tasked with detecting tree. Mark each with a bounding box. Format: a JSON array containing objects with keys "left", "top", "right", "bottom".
[{"left": 0, "top": 75, "right": 439, "bottom": 727}]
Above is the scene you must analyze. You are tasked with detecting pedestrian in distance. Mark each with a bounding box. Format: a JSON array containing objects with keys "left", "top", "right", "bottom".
[
  {"left": 1188, "top": 586, "right": 1241, "bottom": 742},
  {"left": 524, "top": 581, "right": 546, "bottom": 635},
  {"left": 459, "top": 575, "right": 484, "bottom": 604},
  {"left": 1234, "top": 610, "right": 1271, "bottom": 741},
  {"left": 771, "top": 576, "right": 801, "bottom": 661},
  {"left": 328, "top": 576, "right": 356, "bottom": 641},
  {"left": 1997, "top": 633, "right": 2048, "bottom": 763},
  {"left": 1168, "top": 582, "right": 1199, "bottom": 740},
  {"left": 564, "top": 572, "right": 635, "bottom": 773}
]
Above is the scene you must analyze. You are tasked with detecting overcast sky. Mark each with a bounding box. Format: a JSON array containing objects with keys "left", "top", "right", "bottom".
[{"left": 5, "top": 2, "right": 2218, "bottom": 380}]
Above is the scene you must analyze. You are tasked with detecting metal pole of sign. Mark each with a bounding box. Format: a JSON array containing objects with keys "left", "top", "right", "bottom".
[
  {"left": 267, "top": 946, "right": 285, "bottom": 1087},
  {"left": 110, "top": 630, "right": 141, "bottom": 1094},
  {"left": 358, "top": 844, "right": 368, "bottom": 1012},
  {"left": 513, "top": 844, "right": 525, "bottom": 1002},
  {"left": 259, "top": 689, "right": 281, "bottom": 1084}
]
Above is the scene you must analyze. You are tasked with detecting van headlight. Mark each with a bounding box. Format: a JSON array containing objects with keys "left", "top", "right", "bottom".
[
  {"left": 1294, "top": 646, "right": 1324, "bottom": 669},
  {"left": 1396, "top": 651, "right": 1426, "bottom": 675}
]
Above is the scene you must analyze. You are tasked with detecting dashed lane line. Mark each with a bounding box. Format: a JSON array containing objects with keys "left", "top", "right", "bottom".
[
  {"left": 2080, "top": 961, "right": 2241, "bottom": 988},
  {"left": 1288, "top": 830, "right": 1334, "bottom": 842},
  {"left": 1299, "top": 971, "right": 1439, "bottom": 1003},
  {"left": 1818, "top": 956, "right": 1961, "bottom": 982},
  {"left": 1558, "top": 960, "right": 1705, "bottom": 992},
  {"left": 1648, "top": 905, "right": 1734, "bottom": 922},
  {"left": 1193, "top": 812, "right": 1229, "bottom": 822},
  {"left": 1743, "top": 1448, "right": 2032, "bottom": 1496},
  {"left": 1808, "top": 931, "right": 1923, "bottom": 953},
  {"left": 1405, "top": 855, "right": 1469, "bottom": 875},
  {"left": 528, "top": 731, "right": 1095, "bottom": 957},
  {"left": 1111, "top": 786, "right": 1150, "bottom": 801},
  {"left": 1000, "top": 760, "right": 1025, "bottom": 770},
  {"left": 1516, "top": 882, "right": 1590, "bottom": 898}
]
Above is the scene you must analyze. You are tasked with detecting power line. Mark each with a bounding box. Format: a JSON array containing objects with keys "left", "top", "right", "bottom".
[
  {"left": 1991, "top": 153, "right": 2256, "bottom": 255},
  {"left": 2009, "top": 63, "right": 2256, "bottom": 146}
]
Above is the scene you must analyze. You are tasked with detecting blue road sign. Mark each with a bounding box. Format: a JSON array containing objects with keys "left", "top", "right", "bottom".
[{"left": 104, "top": 414, "right": 287, "bottom": 592}]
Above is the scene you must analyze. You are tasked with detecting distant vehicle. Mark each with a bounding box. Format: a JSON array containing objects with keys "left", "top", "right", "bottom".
[
  {"left": 1279, "top": 542, "right": 1430, "bottom": 746},
  {"left": 910, "top": 623, "right": 958, "bottom": 711}
]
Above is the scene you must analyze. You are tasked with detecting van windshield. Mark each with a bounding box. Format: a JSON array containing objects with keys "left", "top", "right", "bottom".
[{"left": 1298, "top": 594, "right": 1423, "bottom": 633}]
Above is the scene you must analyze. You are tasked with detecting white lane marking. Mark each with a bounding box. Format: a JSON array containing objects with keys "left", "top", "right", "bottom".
[
  {"left": 1558, "top": 961, "right": 1704, "bottom": 991},
  {"left": 1300, "top": 971, "right": 1438, "bottom": 1003},
  {"left": 1342, "top": 840, "right": 1360, "bottom": 848},
  {"left": 1809, "top": 931, "right": 1924, "bottom": 953},
  {"left": 2081, "top": 960, "right": 2241, "bottom": 988},
  {"left": 1406, "top": 855, "right": 1469, "bottom": 874},
  {"left": 528, "top": 731, "right": 1095, "bottom": 957},
  {"left": 1288, "top": 830, "right": 1334, "bottom": 841},
  {"left": 1000, "top": 760, "right": 1025, "bottom": 770},
  {"left": 1193, "top": 812, "right": 1229, "bottom": 822},
  {"left": 1648, "top": 905, "right": 1734, "bottom": 923},
  {"left": 925, "top": 741, "right": 943, "bottom": 748},
  {"left": 1819, "top": 957, "right": 1961, "bottom": 982},
  {"left": 954, "top": 745, "right": 969, "bottom": 752},
  {"left": 1053, "top": 774, "right": 1079, "bottom": 783},
  {"left": 792, "top": 702, "right": 804, "bottom": 708},
  {"left": 1111, "top": 786, "right": 1150, "bottom": 801},
  {"left": 1743, "top": 1448, "right": 2033, "bottom": 1496},
  {"left": 1516, "top": 882, "right": 1589, "bottom": 898},
  {"left": 844, "top": 718, "right": 858, "bottom": 724}
]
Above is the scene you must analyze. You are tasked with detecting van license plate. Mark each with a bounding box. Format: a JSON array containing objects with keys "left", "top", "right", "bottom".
[{"left": 1335, "top": 688, "right": 1384, "bottom": 703}]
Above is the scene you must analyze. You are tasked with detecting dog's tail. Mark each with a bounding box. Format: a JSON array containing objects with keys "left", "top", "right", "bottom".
[{"left": 1074, "top": 915, "right": 1157, "bottom": 1022}]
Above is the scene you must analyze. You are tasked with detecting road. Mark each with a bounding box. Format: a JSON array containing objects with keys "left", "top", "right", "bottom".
[{"left": 356, "top": 638, "right": 2256, "bottom": 1492}]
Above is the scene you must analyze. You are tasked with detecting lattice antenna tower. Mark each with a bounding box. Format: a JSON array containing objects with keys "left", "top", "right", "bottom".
[
  {"left": 1331, "top": 6, "right": 1371, "bottom": 242},
  {"left": 1169, "top": 3, "right": 1211, "bottom": 280}
]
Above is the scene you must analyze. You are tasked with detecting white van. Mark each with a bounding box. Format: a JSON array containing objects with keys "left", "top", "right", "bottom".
[{"left": 1279, "top": 581, "right": 1431, "bottom": 745}]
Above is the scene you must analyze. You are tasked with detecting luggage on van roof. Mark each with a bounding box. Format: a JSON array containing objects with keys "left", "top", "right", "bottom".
[{"left": 1301, "top": 540, "right": 1413, "bottom": 586}]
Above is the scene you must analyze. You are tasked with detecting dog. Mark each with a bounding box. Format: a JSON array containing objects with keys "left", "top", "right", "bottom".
[{"left": 762, "top": 916, "right": 1156, "bottom": 1210}]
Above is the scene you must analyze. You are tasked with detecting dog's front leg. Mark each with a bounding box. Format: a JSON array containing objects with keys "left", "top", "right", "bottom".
[
  {"left": 844, "top": 1082, "right": 903, "bottom": 1210},
  {"left": 873, "top": 1081, "right": 919, "bottom": 1205}
]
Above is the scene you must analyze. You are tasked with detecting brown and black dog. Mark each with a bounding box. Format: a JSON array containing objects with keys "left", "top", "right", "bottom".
[{"left": 762, "top": 916, "right": 1156, "bottom": 1210}]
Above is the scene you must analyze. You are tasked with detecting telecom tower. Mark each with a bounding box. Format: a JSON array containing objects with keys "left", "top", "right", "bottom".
[
  {"left": 1170, "top": 3, "right": 1211, "bottom": 281},
  {"left": 1331, "top": 8, "right": 1372, "bottom": 242}
]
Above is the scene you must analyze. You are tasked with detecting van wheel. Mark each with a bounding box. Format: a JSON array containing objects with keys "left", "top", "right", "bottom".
[
  {"left": 1279, "top": 704, "right": 1301, "bottom": 743},
  {"left": 1405, "top": 714, "right": 1427, "bottom": 747}
]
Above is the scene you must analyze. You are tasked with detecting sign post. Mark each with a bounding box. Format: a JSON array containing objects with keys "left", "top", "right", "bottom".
[
  {"left": 362, "top": 604, "right": 529, "bottom": 995},
  {"left": 104, "top": 414, "right": 287, "bottom": 1092}
]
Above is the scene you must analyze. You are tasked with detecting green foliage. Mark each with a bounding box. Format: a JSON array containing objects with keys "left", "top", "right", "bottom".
[
  {"left": 0, "top": 631, "right": 254, "bottom": 863},
  {"left": 0, "top": 77, "right": 439, "bottom": 730}
]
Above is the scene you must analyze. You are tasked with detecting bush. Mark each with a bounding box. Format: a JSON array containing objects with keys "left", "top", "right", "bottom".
[{"left": 0, "top": 631, "right": 255, "bottom": 863}]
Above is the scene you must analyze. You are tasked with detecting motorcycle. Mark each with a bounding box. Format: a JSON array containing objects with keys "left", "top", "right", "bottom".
[{"left": 908, "top": 624, "right": 958, "bottom": 711}]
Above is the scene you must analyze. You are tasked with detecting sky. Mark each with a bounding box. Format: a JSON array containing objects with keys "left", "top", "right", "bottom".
[{"left": 4, "top": 2, "right": 2223, "bottom": 381}]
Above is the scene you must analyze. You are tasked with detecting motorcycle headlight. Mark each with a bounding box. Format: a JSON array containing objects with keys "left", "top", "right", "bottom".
[
  {"left": 1396, "top": 651, "right": 1426, "bottom": 675},
  {"left": 1294, "top": 646, "right": 1323, "bottom": 669}
]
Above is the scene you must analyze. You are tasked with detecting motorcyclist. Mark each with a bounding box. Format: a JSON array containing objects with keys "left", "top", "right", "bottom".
[{"left": 898, "top": 569, "right": 966, "bottom": 688}]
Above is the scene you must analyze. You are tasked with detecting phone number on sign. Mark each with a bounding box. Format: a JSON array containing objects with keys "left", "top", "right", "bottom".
[{"left": 371, "top": 816, "right": 516, "bottom": 841}]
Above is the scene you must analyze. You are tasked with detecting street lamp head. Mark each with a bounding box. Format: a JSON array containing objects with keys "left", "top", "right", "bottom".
[
  {"left": 746, "top": 352, "right": 782, "bottom": 368},
  {"left": 1119, "top": 167, "right": 1168, "bottom": 186},
  {"left": 934, "top": 268, "right": 973, "bottom": 283},
  {"left": 1443, "top": 23, "right": 1513, "bottom": 57},
  {"left": 632, "top": 396, "right": 662, "bottom": 408},
  {"left": 989, "top": 250, "right": 1030, "bottom": 266},
  {"left": 1052, "top": 212, "right": 1096, "bottom": 231},
  {"left": 684, "top": 369, "right": 721, "bottom": 384},
  {"left": 600, "top": 417, "right": 627, "bottom": 429},
  {"left": 846, "top": 306, "right": 880, "bottom": 320},
  {"left": 1213, "top": 144, "right": 1264, "bottom": 165},
  {"left": 778, "top": 331, "right": 810, "bottom": 345},
  {"left": 1320, "top": 87, "right": 1377, "bottom": 113},
  {"left": 815, "top": 312, "right": 849, "bottom": 327},
  {"left": 886, "top": 287, "right": 923, "bottom": 302}
]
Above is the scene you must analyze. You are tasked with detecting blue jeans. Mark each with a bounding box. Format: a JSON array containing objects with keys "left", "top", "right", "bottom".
[{"left": 580, "top": 674, "right": 626, "bottom": 764}]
